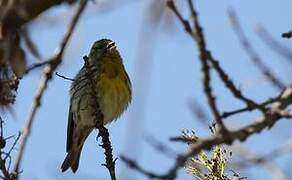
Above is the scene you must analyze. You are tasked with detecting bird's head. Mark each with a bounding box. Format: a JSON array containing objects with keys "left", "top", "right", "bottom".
[{"left": 89, "top": 39, "right": 117, "bottom": 60}]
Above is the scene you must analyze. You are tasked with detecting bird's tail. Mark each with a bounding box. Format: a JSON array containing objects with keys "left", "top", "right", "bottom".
[{"left": 61, "top": 147, "right": 82, "bottom": 173}]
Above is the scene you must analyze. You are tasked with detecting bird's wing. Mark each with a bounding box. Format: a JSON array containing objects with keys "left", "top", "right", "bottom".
[{"left": 66, "top": 105, "right": 74, "bottom": 152}]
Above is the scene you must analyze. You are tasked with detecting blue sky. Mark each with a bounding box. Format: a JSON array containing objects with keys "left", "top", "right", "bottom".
[{"left": 2, "top": 0, "right": 292, "bottom": 179}]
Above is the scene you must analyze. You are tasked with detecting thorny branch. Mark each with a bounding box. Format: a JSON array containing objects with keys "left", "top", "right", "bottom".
[
  {"left": 11, "top": 0, "right": 88, "bottom": 178},
  {"left": 83, "top": 56, "right": 116, "bottom": 180},
  {"left": 83, "top": 56, "right": 117, "bottom": 180}
]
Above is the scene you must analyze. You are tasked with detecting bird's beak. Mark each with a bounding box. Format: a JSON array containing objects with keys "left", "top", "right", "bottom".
[{"left": 107, "top": 42, "right": 116, "bottom": 50}]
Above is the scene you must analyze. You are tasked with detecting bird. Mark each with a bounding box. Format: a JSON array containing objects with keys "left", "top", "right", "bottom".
[{"left": 61, "top": 39, "right": 132, "bottom": 173}]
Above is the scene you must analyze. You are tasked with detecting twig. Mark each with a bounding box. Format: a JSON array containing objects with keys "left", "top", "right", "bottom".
[
  {"left": 23, "top": 60, "right": 51, "bottom": 75},
  {"left": 21, "top": 28, "right": 42, "bottom": 61},
  {"left": 83, "top": 56, "right": 117, "bottom": 180},
  {"left": 0, "top": 116, "right": 10, "bottom": 180},
  {"left": 228, "top": 9, "right": 285, "bottom": 90},
  {"left": 221, "top": 96, "right": 277, "bottom": 118},
  {"left": 55, "top": 72, "right": 74, "bottom": 81},
  {"left": 4, "top": 132, "right": 21, "bottom": 161},
  {"left": 0, "top": 159, "right": 10, "bottom": 180},
  {"left": 221, "top": 89, "right": 284, "bottom": 119},
  {"left": 145, "top": 135, "right": 177, "bottom": 158},
  {"left": 12, "top": 0, "right": 88, "bottom": 177},
  {"left": 282, "top": 31, "right": 292, "bottom": 39}
]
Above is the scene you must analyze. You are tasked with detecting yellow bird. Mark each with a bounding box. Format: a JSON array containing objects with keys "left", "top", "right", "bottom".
[{"left": 61, "top": 39, "right": 132, "bottom": 173}]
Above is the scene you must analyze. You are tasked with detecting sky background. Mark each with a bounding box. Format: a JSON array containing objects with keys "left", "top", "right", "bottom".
[{"left": 2, "top": 0, "right": 292, "bottom": 179}]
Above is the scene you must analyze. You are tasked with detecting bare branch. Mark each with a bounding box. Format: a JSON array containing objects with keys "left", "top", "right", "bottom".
[{"left": 23, "top": 60, "right": 51, "bottom": 75}]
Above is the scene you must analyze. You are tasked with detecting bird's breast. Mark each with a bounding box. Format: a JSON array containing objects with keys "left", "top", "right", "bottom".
[{"left": 96, "top": 70, "right": 131, "bottom": 124}]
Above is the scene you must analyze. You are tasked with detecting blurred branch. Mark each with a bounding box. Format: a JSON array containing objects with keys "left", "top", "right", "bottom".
[
  {"left": 282, "top": 31, "right": 292, "bottom": 39},
  {"left": 236, "top": 139, "right": 292, "bottom": 168},
  {"left": 83, "top": 56, "right": 117, "bottom": 180},
  {"left": 21, "top": 28, "right": 42, "bottom": 61},
  {"left": 234, "top": 144, "right": 289, "bottom": 180},
  {"left": 120, "top": 156, "right": 164, "bottom": 179},
  {"left": 228, "top": 9, "right": 285, "bottom": 90},
  {"left": 121, "top": 1, "right": 165, "bottom": 179},
  {"left": 257, "top": 27, "right": 292, "bottom": 63},
  {"left": 24, "top": 60, "right": 51, "bottom": 75},
  {"left": 11, "top": 0, "right": 88, "bottom": 178},
  {"left": 188, "top": 98, "right": 211, "bottom": 127},
  {"left": 145, "top": 135, "right": 177, "bottom": 158},
  {"left": 1, "top": 0, "right": 76, "bottom": 30}
]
